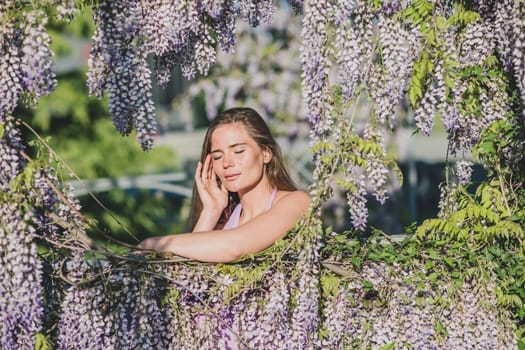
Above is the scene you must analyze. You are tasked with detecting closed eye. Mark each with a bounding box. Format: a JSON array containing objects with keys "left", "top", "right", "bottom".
[{"left": 234, "top": 149, "right": 245, "bottom": 154}]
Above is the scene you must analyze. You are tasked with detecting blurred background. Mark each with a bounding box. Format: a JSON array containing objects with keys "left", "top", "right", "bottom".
[{"left": 19, "top": 5, "right": 485, "bottom": 247}]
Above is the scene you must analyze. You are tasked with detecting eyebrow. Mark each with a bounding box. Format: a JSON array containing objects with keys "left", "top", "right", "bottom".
[{"left": 210, "top": 142, "right": 247, "bottom": 153}]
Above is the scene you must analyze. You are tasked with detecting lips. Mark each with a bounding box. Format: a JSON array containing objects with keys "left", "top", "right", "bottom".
[{"left": 224, "top": 173, "right": 240, "bottom": 181}]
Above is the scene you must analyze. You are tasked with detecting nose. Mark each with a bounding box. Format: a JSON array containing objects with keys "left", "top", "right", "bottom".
[{"left": 222, "top": 153, "right": 234, "bottom": 168}]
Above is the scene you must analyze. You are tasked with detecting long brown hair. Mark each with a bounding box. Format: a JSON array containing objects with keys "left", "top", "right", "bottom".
[{"left": 190, "top": 107, "right": 297, "bottom": 229}]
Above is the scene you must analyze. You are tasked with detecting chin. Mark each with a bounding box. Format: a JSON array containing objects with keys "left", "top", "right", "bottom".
[
  {"left": 224, "top": 184, "right": 241, "bottom": 193},
  {"left": 224, "top": 181, "right": 250, "bottom": 194}
]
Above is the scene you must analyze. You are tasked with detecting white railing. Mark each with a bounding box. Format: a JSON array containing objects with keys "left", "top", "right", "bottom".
[{"left": 67, "top": 172, "right": 192, "bottom": 197}]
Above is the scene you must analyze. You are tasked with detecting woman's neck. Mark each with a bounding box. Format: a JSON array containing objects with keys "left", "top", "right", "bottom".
[{"left": 237, "top": 179, "right": 274, "bottom": 223}]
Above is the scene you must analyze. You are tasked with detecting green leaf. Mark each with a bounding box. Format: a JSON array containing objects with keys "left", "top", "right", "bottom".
[
  {"left": 351, "top": 256, "right": 362, "bottom": 269},
  {"left": 379, "top": 342, "right": 396, "bottom": 350},
  {"left": 444, "top": 257, "right": 455, "bottom": 268},
  {"left": 428, "top": 248, "right": 439, "bottom": 260},
  {"left": 428, "top": 272, "right": 439, "bottom": 282},
  {"left": 362, "top": 280, "right": 374, "bottom": 291},
  {"left": 427, "top": 27, "right": 435, "bottom": 45},
  {"left": 435, "top": 321, "right": 449, "bottom": 336},
  {"left": 34, "top": 333, "right": 51, "bottom": 350},
  {"left": 334, "top": 234, "right": 347, "bottom": 243},
  {"left": 444, "top": 76, "right": 456, "bottom": 89},
  {"left": 436, "top": 16, "right": 447, "bottom": 30}
]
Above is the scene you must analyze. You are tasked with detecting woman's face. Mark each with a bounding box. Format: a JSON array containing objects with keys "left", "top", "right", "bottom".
[{"left": 210, "top": 123, "right": 271, "bottom": 194}]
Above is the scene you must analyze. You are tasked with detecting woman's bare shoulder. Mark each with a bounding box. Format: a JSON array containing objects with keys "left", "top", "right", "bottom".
[{"left": 275, "top": 189, "right": 311, "bottom": 207}]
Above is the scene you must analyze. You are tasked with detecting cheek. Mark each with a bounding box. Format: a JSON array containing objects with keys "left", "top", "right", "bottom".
[
  {"left": 239, "top": 153, "right": 261, "bottom": 169},
  {"left": 247, "top": 156, "right": 265, "bottom": 175},
  {"left": 212, "top": 160, "right": 224, "bottom": 175}
]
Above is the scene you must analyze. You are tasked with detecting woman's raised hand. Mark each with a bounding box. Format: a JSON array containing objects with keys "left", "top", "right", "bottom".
[{"left": 195, "top": 154, "right": 229, "bottom": 214}]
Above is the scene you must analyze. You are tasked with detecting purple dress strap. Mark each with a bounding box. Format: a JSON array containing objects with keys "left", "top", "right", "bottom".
[{"left": 224, "top": 187, "right": 277, "bottom": 230}]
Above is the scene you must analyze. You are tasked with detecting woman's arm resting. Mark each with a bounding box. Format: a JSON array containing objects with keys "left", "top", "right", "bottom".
[
  {"left": 138, "top": 191, "right": 311, "bottom": 263},
  {"left": 138, "top": 230, "right": 242, "bottom": 262}
]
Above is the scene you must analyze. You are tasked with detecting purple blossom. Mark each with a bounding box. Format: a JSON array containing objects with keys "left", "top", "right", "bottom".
[
  {"left": 0, "top": 22, "right": 24, "bottom": 121},
  {"left": 290, "top": 236, "right": 321, "bottom": 349},
  {"left": 335, "top": 19, "right": 362, "bottom": 100},
  {"left": 414, "top": 85, "right": 437, "bottom": 136},
  {"left": 20, "top": 10, "right": 57, "bottom": 107},
  {"left": 244, "top": 271, "right": 290, "bottom": 348},
  {"left": 56, "top": 255, "right": 116, "bottom": 350},
  {"left": 438, "top": 183, "right": 459, "bottom": 219},
  {"left": 140, "top": 1, "right": 186, "bottom": 57},
  {"left": 239, "top": 0, "right": 276, "bottom": 27},
  {"left": 320, "top": 288, "right": 352, "bottom": 348},
  {"left": 334, "top": 0, "right": 374, "bottom": 102},
  {"left": 382, "top": 0, "right": 401, "bottom": 15},
  {"left": 459, "top": 20, "right": 495, "bottom": 67},
  {"left": 456, "top": 160, "right": 474, "bottom": 185},
  {"left": 347, "top": 176, "right": 368, "bottom": 231},
  {"left": 373, "top": 15, "right": 414, "bottom": 128},
  {"left": 0, "top": 116, "right": 25, "bottom": 190},
  {"left": 0, "top": 10, "right": 56, "bottom": 119},
  {"left": 301, "top": 0, "right": 331, "bottom": 142},
  {"left": 88, "top": 0, "right": 158, "bottom": 150},
  {"left": 212, "top": 1, "right": 237, "bottom": 54},
  {"left": 0, "top": 203, "right": 43, "bottom": 350},
  {"left": 56, "top": 0, "right": 77, "bottom": 22}
]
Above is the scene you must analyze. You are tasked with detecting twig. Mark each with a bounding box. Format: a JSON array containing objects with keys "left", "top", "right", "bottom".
[
  {"left": 46, "top": 212, "right": 107, "bottom": 252},
  {"left": 20, "top": 120, "right": 140, "bottom": 242},
  {"left": 496, "top": 162, "right": 512, "bottom": 216},
  {"left": 22, "top": 144, "right": 141, "bottom": 249},
  {"left": 20, "top": 150, "right": 85, "bottom": 221},
  {"left": 19, "top": 146, "right": 142, "bottom": 250},
  {"left": 321, "top": 261, "right": 354, "bottom": 277}
]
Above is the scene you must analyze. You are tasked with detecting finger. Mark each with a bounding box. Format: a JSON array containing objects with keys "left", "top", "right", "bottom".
[
  {"left": 208, "top": 160, "right": 216, "bottom": 185},
  {"left": 195, "top": 161, "right": 203, "bottom": 182},
  {"left": 202, "top": 154, "right": 211, "bottom": 181},
  {"left": 211, "top": 165, "right": 222, "bottom": 190}
]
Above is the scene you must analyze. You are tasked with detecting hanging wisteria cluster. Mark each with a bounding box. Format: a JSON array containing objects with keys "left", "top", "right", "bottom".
[
  {"left": 300, "top": 0, "right": 525, "bottom": 230},
  {"left": 0, "top": 117, "right": 41, "bottom": 349},
  {"left": 173, "top": 6, "right": 306, "bottom": 138},
  {"left": 0, "top": 8, "right": 53, "bottom": 121},
  {"left": 1, "top": 0, "right": 525, "bottom": 349},
  {"left": 86, "top": 0, "right": 281, "bottom": 150},
  {"left": 0, "top": 111, "right": 101, "bottom": 349}
]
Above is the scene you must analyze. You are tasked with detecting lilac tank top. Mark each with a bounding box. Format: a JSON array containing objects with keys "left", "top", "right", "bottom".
[{"left": 224, "top": 187, "right": 277, "bottom": 229}]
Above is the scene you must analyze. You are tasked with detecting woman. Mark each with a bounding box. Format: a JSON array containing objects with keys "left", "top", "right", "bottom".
[{"left": 139, "top": 107, "right": 311, "bottom": 262}]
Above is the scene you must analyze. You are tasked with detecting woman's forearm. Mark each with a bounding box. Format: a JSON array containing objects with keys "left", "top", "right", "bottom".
[{"left": 139, "top": 230, "right": 242, "bottom": 262}]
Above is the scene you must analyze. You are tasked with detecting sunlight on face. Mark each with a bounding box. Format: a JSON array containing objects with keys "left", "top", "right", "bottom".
[{"left": 210, "top": 123, "right": 270, "bottom": 195}]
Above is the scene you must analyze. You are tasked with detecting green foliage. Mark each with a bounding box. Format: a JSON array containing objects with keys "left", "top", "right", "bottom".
[
  {"left": 310, "top": 87, "right": 402, "bottom": 206},
  {"left": 408, "top": 50, "right": 433, "bottom": 109},
  {"left": 402, "top": 0, "right": 434, "bottom": 27},
  {"left": 34, "top": 333, "right": 52, "bottom": 350},
  {"left": 216, "top": 261, "right": 275, "bottom": 301},
  {"left": 447, "top": 3, "right": 481, "bottom": 27},
  {"left": 413, "top": 179, "right": 524, "bottom": 339}
]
